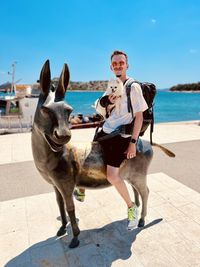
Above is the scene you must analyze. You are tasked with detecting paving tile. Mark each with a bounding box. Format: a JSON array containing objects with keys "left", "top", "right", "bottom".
[
  {"left": 133, "top": 239, "right": 181, "bottom": 267},
  {"left": 176, "top": 188, "right": 200, "bottom": 207},
  {"left": 168, "top": 216, "right": 200, "bottom": 247},
  {"left": 142, "top": 122, "right": 200, "bottom": 144},
  {"left": 153, "top": 202, "right": 186, "bottom": 222},
  {"left": 0, "top": 143, "right": 12, "bottom": 164},
  {"left": 175, "top": 186, "right": 199, "bottom": 197},
  {"left": 156, "top": 190, "right": 191, "bottom": 207},
  {"left": 0, "top": 197, "right": 26, "bottom": 214},
  {"left": 132, "top": 221, "right": 184, "bottom": 266},
  {"left": 0, "top": 229, "right": 30, "bottom": 267},
  {"left": 148, "top": 191, "right": 166, "bottom": 207},
  {"left": 0, "top": 200, "right": 27, "bottom": 234},
  {"left": 25, "top": 194, "right": 54, "bottom": 221},
  {"left": 163, "top": 238, "right": 200, "bottom": 267},
  {"left": 177, "top": 203, "right": 200, "bottom": 223},
  {"left": 150, "top": 172, "right": 184, "bottom": 191},
  {"left": 145, "top": 207, "right": 164, "bottom": 224},
  {"left": 148, "top": 178, "right": 168, "bottom": 192}
]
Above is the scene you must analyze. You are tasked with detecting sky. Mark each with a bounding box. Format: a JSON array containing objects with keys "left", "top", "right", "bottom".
[{"left": 0, "top": 0, "right": 199, "bottom": 89}]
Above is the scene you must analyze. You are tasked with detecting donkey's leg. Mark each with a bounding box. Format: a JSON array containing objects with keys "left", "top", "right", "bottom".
[
  {"left": 131, "top": 186, "right": 140, "bottom": 207},
  {"left": 56, "top": 180, "right": 80, "bottom": 248},
  {"left": 54, "top": 186, "right": 68, "bottom": 236},
  {"left": 136, "top": 184, "right": 149, "bottom": 227},
  {"left": 64, "top": 195, "right": 80, "bottom": 248}
]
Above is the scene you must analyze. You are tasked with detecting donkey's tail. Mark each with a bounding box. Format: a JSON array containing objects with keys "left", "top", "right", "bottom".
[{"left": 152, "top": 142, "right": 176, "bottom": 157}]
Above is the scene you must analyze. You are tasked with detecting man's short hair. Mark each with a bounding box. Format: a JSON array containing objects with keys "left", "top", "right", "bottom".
[{"left": 111, "top": 50, "right": 128, "bottom": 62}]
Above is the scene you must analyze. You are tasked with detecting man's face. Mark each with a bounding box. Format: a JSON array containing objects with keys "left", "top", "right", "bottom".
[{"left": 110, "top": 54, "right": 128, "bottom": 78}]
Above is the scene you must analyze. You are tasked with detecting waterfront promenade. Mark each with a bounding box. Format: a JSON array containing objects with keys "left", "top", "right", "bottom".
[{"left": 0, "top": 121, "right": 200, "bottom": 266}]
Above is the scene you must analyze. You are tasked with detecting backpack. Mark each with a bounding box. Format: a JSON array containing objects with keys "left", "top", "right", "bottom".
[
  {"left": 125, "top": 79, "right": 156, "bottom": 144},
  {"left": 94, "top": 79, "right": 156, "bottom": 144}
]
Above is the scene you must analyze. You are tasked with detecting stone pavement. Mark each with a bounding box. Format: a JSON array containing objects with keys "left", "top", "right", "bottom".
[
  {"left": 1, "top": 121, "right": 200, "bottom": 266},
  {"left": 1, "top": 173, "right": 200, "bottom": 267}
]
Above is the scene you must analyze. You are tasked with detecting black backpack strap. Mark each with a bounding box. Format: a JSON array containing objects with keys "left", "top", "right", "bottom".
[
  {"left": 150, "top": 106, "right": 154, "bottom": 145},
  {"left": 126, "top": 79, "right": 141, "bottom": 117},
  {"left": 126, "top": 79, "right": 136, "bottom": 118}
]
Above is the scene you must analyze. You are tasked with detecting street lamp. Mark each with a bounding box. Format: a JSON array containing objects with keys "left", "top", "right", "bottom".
[{"left": 8, "top": 61, "right": 17, "bottom": 94}]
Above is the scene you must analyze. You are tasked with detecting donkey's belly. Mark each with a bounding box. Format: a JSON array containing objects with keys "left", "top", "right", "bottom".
[{"left": 70, "top": 141, "right": 110, "bottom": 189}]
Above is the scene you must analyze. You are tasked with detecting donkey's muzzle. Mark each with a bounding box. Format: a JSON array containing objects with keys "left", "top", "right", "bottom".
[{"left": 53, "top": 129, "right": 71, "bottom": 144}]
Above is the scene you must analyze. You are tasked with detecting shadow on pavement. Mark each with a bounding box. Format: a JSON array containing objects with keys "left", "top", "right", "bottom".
[{"left": 5, "top": 218, "right": 163, "bottom": 267}]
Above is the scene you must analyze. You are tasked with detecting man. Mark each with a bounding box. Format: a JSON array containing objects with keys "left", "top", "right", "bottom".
[{"left": 74, "top": 50, "right": 148, "bottom": 230}]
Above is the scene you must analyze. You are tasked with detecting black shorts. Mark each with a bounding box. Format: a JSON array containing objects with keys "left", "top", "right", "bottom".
[{"left": 98, "top": 131, "right": 131, "bottom": 168}]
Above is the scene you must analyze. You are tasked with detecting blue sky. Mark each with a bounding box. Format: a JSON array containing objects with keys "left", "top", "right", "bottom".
[{"left": 0, "top": 0, "right": 199, "bottom": 89}]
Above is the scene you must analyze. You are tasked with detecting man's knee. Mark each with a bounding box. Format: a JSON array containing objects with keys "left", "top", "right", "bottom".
[
  {"left": 107, "top": 165, "right": 121, "bottom": 185},
  {"left": 107, "top": 173, "right": 121, "bottom": 185}
]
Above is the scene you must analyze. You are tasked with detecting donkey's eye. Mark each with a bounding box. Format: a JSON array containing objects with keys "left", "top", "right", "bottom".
[
  {"left": 63, "top": 104, "right": 73, "bottom": 114},
  {"left": 41, "top": 107, "right": 50, "bottom": 117}
]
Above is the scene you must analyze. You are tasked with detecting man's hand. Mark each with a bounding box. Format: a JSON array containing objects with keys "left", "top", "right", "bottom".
[
  {"left": 108, "top": 94, "right": 117, "bottom": 104},
  {"left": 124, "top": 142, "right": 136, "bottom": 159}
]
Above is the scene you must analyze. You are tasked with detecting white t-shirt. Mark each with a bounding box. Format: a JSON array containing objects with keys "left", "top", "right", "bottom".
[{"left": 97, "top": 78, "right": 148, "bottom": 134}]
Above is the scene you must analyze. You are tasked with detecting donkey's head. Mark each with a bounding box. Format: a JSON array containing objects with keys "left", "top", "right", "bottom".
[{"left": 33, "top": 60, "right": 73, "bottom": 152}]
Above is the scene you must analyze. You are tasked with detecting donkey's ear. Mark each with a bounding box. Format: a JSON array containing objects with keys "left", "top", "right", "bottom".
[
  {"left": 56, "top": 63, "right": 70, "bottom": 98},
  {"left": 39, "top": 60, "right": 51, "bottom": 95}
]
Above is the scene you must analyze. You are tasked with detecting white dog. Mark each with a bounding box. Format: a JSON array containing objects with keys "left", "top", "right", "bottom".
[
  {"left": 95, "top": 78, "right": 124, "bottom": 118},
  {"left": 106, "top": 78, "right": 123, "bottom": 97}
]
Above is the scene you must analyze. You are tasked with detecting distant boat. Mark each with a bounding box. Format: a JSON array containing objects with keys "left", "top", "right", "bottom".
[{"left": 0, "top": 82, "right": 12, "bottom": 92}]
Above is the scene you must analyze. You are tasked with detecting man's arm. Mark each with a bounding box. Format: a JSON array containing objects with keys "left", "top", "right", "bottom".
[
  {"left": 125, "top": 111, "right": 143, "bottom": 159},
  {"left": 131, "top": 111, "right": 143, "bottom": 141}
]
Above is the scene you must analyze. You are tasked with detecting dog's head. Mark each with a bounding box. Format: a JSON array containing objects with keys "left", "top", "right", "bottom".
[{"left": 106, "top": 78, "right": 123, "bottom": 97}]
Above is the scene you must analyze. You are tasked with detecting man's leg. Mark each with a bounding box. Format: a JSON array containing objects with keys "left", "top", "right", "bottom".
[
  {"left": 107, "top": 165, "right": 132, "bottom": 208},
  {"left": 107, "top": 165, "right": 138, "bottom": 230}
]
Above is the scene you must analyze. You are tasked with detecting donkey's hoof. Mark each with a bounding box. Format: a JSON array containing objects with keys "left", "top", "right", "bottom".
[
  {"left": 69, "top": 237, "right": 80, "bottom": 248},
  {"left": 57, "top": 226, "right": 66, "bottom": 237},
  {"left": 138, "top": 218, "right": 145, "bottom": 227}
]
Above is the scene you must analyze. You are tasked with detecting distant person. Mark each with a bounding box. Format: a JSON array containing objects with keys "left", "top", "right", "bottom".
[{"left": 74, "top": 50, "right": 148, "bottom": 230}]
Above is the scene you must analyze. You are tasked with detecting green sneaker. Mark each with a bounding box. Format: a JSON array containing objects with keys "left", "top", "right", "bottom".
[
  {"left": 73, "top": 188, "right": 85, "bottom": 202},
  {"left": 127, "top": 203, "right": 138, "bottom": 230}
]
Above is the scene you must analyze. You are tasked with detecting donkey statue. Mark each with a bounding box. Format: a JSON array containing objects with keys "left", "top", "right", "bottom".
[{"left": 32, "top": 60, "right": 154, "bottom": 248}]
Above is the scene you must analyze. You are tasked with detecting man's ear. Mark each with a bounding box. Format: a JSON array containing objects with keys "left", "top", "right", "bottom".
[{"left": 110, "top": 64, "right": 113, "bottom": 71}]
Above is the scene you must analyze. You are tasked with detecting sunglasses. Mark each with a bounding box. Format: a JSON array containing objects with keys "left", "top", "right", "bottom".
[{"left": 111, "top": 61, "right": 126, "bottom": 67}]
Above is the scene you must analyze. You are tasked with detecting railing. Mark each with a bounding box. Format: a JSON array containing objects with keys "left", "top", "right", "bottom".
[{"left": 0, "top": 112, "right": 32, "bottom": 134}]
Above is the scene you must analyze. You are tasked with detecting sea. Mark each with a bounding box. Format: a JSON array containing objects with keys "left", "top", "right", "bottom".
[
  {"left": 64, "top": 90, "right": 200, "bottom": 123},
  {"left": 0, "top": 90, "right": 200, "bottom": 123}
]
